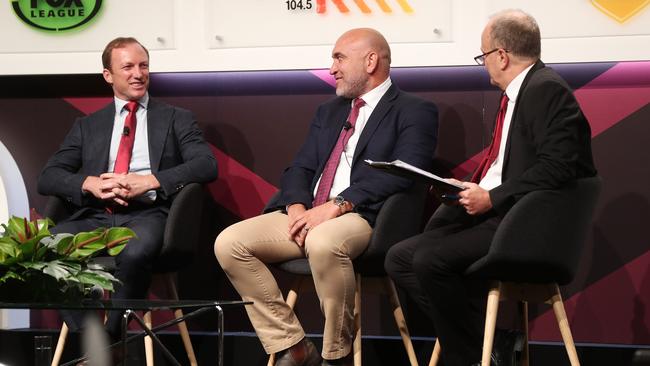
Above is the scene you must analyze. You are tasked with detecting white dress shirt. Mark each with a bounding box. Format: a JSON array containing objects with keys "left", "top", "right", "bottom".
[
  {"left": 313, "top": 77, "right": 393, "bottom": 201},
  {"left": 108, "top": 93, "right": 156, "bottom": 201},
  {"left": 479, "top": 64, "right": 534, "bottom": 190}
]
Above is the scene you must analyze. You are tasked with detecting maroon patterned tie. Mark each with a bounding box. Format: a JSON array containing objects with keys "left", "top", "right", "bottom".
[
  {"left": 113, "top": 101, "right": 139, "bottom": 174},
  {"left": 471, "top": 94, "right": 509, "bottom": 183},
  {"left": 313, "top": 98, "right": 366, "bottom": 206}
]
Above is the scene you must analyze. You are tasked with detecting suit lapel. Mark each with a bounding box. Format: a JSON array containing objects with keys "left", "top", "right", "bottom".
[
  {"left": 503, "top": 60, "right": 545, "bottom": 171},
  {"left": 352, "top": 84, "right": 398, "bottom": 165},
  {"left": 90, "top": 103, "right": 116, "bottom": 173},
  {"left": 146, "top": 98, "right": 171, "bottom": 173}
]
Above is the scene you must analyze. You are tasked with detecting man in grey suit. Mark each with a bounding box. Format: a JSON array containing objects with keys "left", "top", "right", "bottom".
[{"left": 38, "top": 37, "right": 217, "bottom": 340}]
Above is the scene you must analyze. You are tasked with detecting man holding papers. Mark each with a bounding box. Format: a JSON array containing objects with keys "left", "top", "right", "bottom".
[{"left": 385, "top": 10, "right": 596, "bottom": 366}]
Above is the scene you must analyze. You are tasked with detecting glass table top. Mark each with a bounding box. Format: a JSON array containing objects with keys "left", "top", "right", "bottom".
[{"left": 0, "top": 299, "right": 250, "bottom": 311}]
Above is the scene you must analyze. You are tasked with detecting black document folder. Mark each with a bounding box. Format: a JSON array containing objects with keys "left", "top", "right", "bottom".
[{"left": 365, "top": 159, "right": 465, "bottom": 196}]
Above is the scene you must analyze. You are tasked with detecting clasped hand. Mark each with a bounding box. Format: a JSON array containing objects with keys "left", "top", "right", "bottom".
[
  {"left": 82, "top": 173, "right": 159, "bottom": 206},
  {"left": 286, "top": 202, "right": 340, "bottom": 247}
]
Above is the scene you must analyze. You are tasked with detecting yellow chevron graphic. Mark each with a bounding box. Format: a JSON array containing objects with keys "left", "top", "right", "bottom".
[
  {"left": 316, "top": 0, "right": 414, "bottom": 13},
  {"left": 591, "top": 0, "right": 649, "bottom": 22}
]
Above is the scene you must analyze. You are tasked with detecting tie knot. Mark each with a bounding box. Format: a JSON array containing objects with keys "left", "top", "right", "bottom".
[
  {"left": 499, "top": 94, "right": 509, "bottom": 109},
  {"left": 126, "top": 101, "right": 139, "bottom": 113},
  {"left": 353, "top": 98, "right": 366, "bottom": 110}
]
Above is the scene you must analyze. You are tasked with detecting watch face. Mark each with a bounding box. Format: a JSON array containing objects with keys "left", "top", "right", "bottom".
[{"left": 334, "top": 196, "right": 345, "bottom": 206}]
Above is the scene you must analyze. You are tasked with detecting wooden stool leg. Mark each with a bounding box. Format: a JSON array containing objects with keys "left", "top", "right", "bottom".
[
  {"left": 144, "top": 310, "right": 154, "bottom": 366},
  {"left": 551, "top": 284, "right": 580, "bottom": 366},
  {"left": 429, "top": 339, "right": 441, "bottom": 366},
  {"left": 384, "top": 278, "right": 418, "bottom": 366},
  {"left": 268, "top": 276, "right": 304, "bottom": 366},
  {"left": 51, "top": 322, "right": 69, "bottom": 366},
  {"left": 165, "top": 276, "right": 198, "bottom": 366},
  {"left": 519, "top": 301, "right": 529, "bottom": 366},
  {"left": 353, "top": 274, "right": 362, "bottom": 366},
  {"left": 481, "top": 282, "right": 502, "bottom": 366},
  {"left": 173, "top": 308, "right": 198, "bottom": 366}
]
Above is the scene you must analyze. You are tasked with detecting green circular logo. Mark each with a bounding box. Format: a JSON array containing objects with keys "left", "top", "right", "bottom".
[{"left": 12, "top": 0, "right": 102, "bottom": 32}]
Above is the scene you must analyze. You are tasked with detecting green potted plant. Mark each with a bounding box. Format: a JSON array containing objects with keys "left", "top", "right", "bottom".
[{"left": 0, "top": 216, "right": 134, "bottom": 303}]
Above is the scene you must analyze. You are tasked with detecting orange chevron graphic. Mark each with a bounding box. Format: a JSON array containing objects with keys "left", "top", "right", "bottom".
[{"left": 316, "top": 0, "right": 414, "bottom": 13}]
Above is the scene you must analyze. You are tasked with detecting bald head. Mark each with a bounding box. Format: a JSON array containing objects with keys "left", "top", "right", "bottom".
[
  {"left": 330, "top": 28, "right": 392, "bottom": 98},
  {"left": 339, "top": 28, "right": 392, "bottom": 65}
]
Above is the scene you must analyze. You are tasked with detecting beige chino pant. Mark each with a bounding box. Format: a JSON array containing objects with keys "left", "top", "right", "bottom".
[{"left": 214, "top": 210, "right": 372, "bottom": 360}]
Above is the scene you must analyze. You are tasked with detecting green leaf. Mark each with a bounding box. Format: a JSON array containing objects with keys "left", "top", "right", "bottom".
[
  {"left": 73, "top": 232, "right": 105, "bottom": 247},
  {"left": 41, "top": 260, "right": 80, "bottom": 281},
  {"left": 20, "top": 261, "right": 48, "bottom": 271},
  {"left": 0, "top": 271, "right": 24, "bottom": 284},
  {"left": 44, "top": 233, "right": 74, "bottom": 254},
  {"left": 0, "top": 241, "right": 18, "bottom": 258},
  {"left": 105, "top": 227, "right": 136, "bottom": 244},
  {"left": 107, "top": 243, "right": 127, "bottom": 256},
  {"left": 77, "top": 271, "right": 115, "bottom": 289},
  {"left": 6, "top": 217, "right": 25, "bottom": 238}
]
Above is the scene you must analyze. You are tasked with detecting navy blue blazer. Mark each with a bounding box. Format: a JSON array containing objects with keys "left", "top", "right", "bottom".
[
  {"left": 38, "top": 98, "right": 217, "bottom": 215},
  {"left": 268, "top": 84, "right": 439, "bottom": 225}
]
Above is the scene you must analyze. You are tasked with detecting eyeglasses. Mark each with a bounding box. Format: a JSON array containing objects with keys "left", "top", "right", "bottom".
[{"left": 474, "top": 48, "right": 509, "bottom": 65}]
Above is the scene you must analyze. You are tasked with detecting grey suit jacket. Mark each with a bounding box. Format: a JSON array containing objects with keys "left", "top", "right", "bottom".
[{"left": 38, "top": 98, "right": 217, "bottom": 215}]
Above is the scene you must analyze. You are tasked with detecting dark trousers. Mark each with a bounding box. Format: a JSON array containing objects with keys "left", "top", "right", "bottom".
[
  {"left": 51, "top": 206, "right": 167, "bottom": 339},
  {"left": 385, "top": 205, "right": 500, "bottom": 366}
]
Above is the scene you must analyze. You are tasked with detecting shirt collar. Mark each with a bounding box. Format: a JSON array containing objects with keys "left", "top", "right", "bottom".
[
  {"left": 114, "top": 92, "right": 149, "bottom": 114},
  {"left": 357, "top": 77, "right": 392, "bottom": 110},
  {"left": 505, "top": 64, "right": 534, "bottom": 102}
]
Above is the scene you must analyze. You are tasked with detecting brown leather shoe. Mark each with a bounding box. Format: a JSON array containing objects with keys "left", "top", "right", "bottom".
[
  {"left": 322, "top": 351, "right": 353, "bottom": 366},
  {"left": 275, "top": 338, "right": 321, "bottom": 366}
]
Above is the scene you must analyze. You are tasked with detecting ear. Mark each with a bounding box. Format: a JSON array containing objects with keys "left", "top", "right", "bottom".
[
  {"left": 366, "top": 52, "right": 378, "bottom": 74},
  {"left": 498, "top": 49, "right": 510, "bottom": 71},
  {"left": 102, "top": 68, "right": 113, "bottom": 84}
]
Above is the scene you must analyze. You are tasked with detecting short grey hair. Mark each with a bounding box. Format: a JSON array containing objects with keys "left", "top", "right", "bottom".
[{"left": 488, "top": 9, "right": 541, "bottom": 59}]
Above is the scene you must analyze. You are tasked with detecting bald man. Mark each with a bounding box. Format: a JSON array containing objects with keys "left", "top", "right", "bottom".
[{"left": 215, "top": 28, "right": 438, "bottom": 366}]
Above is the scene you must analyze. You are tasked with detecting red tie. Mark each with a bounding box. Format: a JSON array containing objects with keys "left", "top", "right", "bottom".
[
  {"left": 313, "top": 98, "right": 366, "bottom": 206},
  {"left": 113, "top": 101, "right": 139, "bottom": 174},
  {"left": 471, "top": 94, "right": 509, "bottom": 183}
]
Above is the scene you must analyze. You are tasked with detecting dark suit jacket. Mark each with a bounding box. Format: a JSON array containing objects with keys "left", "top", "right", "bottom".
[
  {"left": 38, "top": 98, "right": 217, "bottom": 216},
  {"left": 488, "top": 60, "right": 597, "bottom": 215},
  {"left": 267, "top": 84, "right": 439, "bottom": 225}
]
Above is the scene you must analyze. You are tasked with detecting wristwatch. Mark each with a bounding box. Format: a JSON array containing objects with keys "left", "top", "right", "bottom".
[{"left": 333, "top": 195, "right": 348, "bottom": 214}]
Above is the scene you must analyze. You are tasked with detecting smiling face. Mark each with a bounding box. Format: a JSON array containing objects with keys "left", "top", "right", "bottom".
[
  {"left": 329, "top": 32, "right": 372, "bottom": 98},
  {"left": 102, "top": 42, "right": 150, "bottom": 101}
]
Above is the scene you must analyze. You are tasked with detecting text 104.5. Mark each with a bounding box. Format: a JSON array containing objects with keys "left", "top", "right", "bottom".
[{"left": 286, "top": 0, "right": 313, "bottom": 10}]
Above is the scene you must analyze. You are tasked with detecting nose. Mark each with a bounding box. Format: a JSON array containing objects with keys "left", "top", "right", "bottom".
[
  {"left": 133, "top": 66, "right": 144, "bottom": 78},
  {"left": 329, "top": 60, "right": 338, "bottom": 75}
]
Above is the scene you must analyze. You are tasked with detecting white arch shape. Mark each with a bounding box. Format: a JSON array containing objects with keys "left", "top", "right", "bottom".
[
  {"left": 0, "top": 138, "right": 30, "bottom": 329},
  {"left": 0, "top": 139, "right": 29, "bottom": 224}
]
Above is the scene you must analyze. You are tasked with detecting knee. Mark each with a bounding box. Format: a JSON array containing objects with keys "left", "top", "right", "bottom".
[
  {"left": 214, "top": 226, "right": 240, "bottom": 270},
  {"left": 305, "top": 235, "right": 341, "bottom": 265},
  {"left": 384, "top": 244, "right": 403, "bottom": 279},
  {"left": 412, "top": 249, "right": 448, "bottom": 282}
]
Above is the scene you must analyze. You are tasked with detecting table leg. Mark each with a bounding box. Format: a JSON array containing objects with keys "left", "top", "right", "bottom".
[
  {"left": 216, "top": 305, "right": 224, "bottom": 366},
  {"left": 122, "top": 310, "right": 131, "bottom": 365},
  {"left": 128, "top": 311, "right": 182, "bottom": 366}
]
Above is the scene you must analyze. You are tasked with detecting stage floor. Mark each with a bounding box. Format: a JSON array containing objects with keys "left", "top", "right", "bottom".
[{"left": 1, "top": 329, "right": 648, "bottom": 366}]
